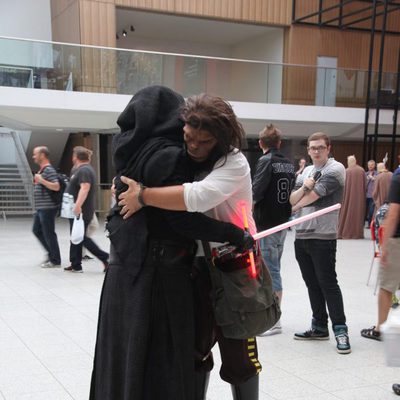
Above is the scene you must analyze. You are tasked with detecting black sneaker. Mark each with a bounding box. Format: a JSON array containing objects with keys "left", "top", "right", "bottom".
[
  {"left": 82, "top": 255, "right": 94, "bottom": 260},
  {"left": 64, "top": 266, "right": 83, "bottom": 273},
  {"left": 334, "top": 326, "right": 351, "bottom": 354},
  {"left": 393, "top": 383, "right": 400, "bottom": 396},
  {"left": 294, "top": 328, "right": 329, "bottom": 340}
]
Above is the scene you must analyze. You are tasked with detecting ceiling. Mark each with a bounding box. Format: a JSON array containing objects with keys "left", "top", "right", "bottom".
[{"left": 115, "top": 8, "right": 277, "bottom": 47}]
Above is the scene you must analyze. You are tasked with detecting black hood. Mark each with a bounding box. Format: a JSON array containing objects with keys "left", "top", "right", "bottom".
[{"left": 113, "top": 85, "right": 185, "bottom": 173}]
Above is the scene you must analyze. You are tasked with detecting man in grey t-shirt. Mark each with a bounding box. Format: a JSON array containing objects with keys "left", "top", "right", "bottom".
[
  {"left": 290, "top": 132, "right": 350, "bottom": 354},
  {"left": 32, "top": 146, "right": 61, "bottom": 268}
]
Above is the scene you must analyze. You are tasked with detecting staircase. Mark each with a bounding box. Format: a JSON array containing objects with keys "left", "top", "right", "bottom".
[{"left": 0, "top": 131, "right": 34, "bottom": 219}]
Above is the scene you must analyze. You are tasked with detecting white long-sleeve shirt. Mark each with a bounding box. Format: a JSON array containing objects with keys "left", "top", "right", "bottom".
[{"left": 183, "top": 150, "right": 256, "bottom": 238}]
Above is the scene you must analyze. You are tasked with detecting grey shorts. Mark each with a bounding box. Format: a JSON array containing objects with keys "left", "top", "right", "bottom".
[{"left": 379, "top": 238, "right": 400, "bottom": 293}]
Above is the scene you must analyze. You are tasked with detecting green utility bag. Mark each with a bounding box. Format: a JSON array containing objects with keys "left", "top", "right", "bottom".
[{"left": 204, "top": 244, "right": 281, "bottom": 340}]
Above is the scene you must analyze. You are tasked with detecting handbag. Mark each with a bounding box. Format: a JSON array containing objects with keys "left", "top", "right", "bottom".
[
  {"left": 71, "top": 214, "right": 85, "bottom": 244},
  {"left": 203, "top": 242, "right": 281, "bottom": 340}
]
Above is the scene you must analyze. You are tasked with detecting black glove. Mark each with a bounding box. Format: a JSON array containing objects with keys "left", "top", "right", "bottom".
[{"left": 235, "top": 230, "right": 255, "bottom": 253}]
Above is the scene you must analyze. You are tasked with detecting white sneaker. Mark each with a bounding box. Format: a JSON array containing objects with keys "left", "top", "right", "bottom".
[
  {"left": 41, "top": 261, "right": 61, "bottom": 268},
  {"left": 258, "top": 321, "right": 282, "bottom": 337}
]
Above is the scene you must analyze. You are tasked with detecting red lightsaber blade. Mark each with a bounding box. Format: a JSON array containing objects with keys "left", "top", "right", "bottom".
[
  {"left": 253, "top": 203, "right": 341, "bottom": 241},
  {"left": 241, "top": 204, "right": 257, "bottom": 278},
  {"left": 212, "top": 203, "right": 342, "bottom": 259}
]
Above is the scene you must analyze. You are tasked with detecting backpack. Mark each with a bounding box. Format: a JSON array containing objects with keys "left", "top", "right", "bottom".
[
  {"left": 43, "top": 167, "right": 69, "bottom": 207},
  {"left": 50, "top": 173, "right": 69, "bottom": 206}
]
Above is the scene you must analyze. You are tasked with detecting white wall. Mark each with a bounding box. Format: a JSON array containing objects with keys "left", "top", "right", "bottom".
[
  {"left": 118, "top": 35, "right": 232, "bottom": 58},
  {"left": 231, "top": 29, "right": 284, "bottom": 103},
  {"left": 0, "top": 0, "right": 53, "bottom": 69},
  {"left": 0, "top": 0, "right": 52, "bottom": 40}
]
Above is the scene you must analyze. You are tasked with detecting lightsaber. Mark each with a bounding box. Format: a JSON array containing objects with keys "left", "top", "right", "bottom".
[
  {"left": 241, "top": 204, "right": 257, "bottom": 278},
  {"left": 253, "top": 203, "right": 341, "bottom": 241},
  {"left": 212, "top": 203, "right": 341, "bottom": 258}
]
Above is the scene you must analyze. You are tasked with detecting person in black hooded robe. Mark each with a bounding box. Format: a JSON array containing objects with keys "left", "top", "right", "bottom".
[{"left": 89, "top": 86, "right": 253, "bottom": 400}]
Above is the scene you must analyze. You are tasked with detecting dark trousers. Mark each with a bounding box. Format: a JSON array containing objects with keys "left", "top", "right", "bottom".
[
  {"left": 366, "top": 197, "right": 375, "bottom": 226},
  {"left": 294, "top": 239, "right": 346, "bottom": 330},
  {"left": 69, "top": 218, "right": 108, "bottom": 269},
  {"left": 193, "top": 257, "right": 260, "bottom": 385},
  {"left": 32, "top": 208, "right": 61, "bottom": 264}
]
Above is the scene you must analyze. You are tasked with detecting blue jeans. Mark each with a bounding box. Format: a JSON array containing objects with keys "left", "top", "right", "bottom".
[
  {"left": 32, "top": 208, "right": 61, "bottom": 264},
  {"left": 260, "top": 230, "right": 287, "bottom": 292},
  {"left": 294, "top": 238, "right": 347, "bottom": 330}
]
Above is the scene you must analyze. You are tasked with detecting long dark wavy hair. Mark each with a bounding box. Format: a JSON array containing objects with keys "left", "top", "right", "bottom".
[{"left": 181, "top": 93, "right": 245, "bottom": 164}]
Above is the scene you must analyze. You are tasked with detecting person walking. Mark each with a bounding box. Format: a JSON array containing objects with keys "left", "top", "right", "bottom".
[
  {"left": 32, "top": 146, "right": 61, "bottom": 268},
  {"left": 290, "top": 132, "right": 351, "bottom": 354},
  {"left": 64, "top": 146, "right": 109, "bottom": 273},
  {"left": 252, "top": 124, "right": 295, "bottom": 336}
]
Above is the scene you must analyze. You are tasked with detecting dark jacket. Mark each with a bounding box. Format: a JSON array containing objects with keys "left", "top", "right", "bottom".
[
  {"left": 252, "top": 149, "right": 295, "bottom": 231},
  {"left": 90, "top": 86, "right": 246, "bottom": 400}
]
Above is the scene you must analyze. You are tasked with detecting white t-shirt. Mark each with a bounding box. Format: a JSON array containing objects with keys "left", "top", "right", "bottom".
[{"left": 183, "top": 150, "right": 256, "bottom": 244}]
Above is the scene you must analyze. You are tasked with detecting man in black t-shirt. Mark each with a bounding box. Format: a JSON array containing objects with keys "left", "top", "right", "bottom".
[
  {"left": 64, "top": 146, "right": 109, "bottom": 273},
  {"left": 361, "top": 173, "right": 400, "bottom": 342}
]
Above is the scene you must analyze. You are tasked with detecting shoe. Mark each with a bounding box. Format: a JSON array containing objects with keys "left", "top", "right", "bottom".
[
  {"left": 64, "top": 266, "right": 83, "bottom": 273},
  {"left": 294, "top": 328, "right": 329, "bottom": 340},
  {"left": 258, "top": 321, "right": 282, "bottom": 337},
  {"left": 334, "top": 326, "right": 351, "bottom": 354},
  {"left": 39, "top": 259, "right": 50, "bottom": 267},
  {"left": 41, "top": 261, "right": 61, "bottom": 268},
  {"left": 103, "top": 260, "right": 109, "bottom": 273},
  {"left": 82, "top": 255, "right": 94, "bottom": 260},
  {"left": 393, "top": 383, "right": 400, "bottom": 396},
  {"left": 360, "top": 326, "right": 381, "bottom": 341}
]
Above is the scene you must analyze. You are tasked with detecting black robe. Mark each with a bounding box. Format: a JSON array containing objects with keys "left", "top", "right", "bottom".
[{"left": 89, "top": 86, "right": 244, "bottom": 400}]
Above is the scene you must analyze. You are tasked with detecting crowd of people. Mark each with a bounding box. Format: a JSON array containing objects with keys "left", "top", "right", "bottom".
[{"left": 31, "top": 86, "right": 400, "bottom": 400}]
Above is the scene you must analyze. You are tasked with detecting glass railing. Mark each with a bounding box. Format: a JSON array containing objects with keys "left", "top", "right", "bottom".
[{"left": 0, "top": 35, "right": 398, "bottom": 108}]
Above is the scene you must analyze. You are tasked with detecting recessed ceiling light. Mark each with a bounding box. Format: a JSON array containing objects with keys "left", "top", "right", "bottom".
[{"left": 56, "top": 128, "right": 63, "bottom": 131}]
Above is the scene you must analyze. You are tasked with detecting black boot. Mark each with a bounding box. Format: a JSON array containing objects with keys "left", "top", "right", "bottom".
[
  {"left": 231, "top": 374, "right": 259, "bottom": 400},
  {"left": 195, "top": 370, "right": 210, "bottom": 400}
]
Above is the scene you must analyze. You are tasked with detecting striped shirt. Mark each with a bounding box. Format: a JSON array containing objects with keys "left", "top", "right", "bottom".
[{"left": 34, "top": 165, "right": 59, "bottom": 210}]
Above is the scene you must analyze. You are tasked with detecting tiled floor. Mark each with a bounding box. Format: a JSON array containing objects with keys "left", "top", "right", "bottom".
[{"left": 0, "top": 217, "right": 399, "bottom": 399}]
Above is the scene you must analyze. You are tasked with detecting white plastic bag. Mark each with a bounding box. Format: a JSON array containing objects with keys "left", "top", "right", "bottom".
[
  {"left": 61, "top": 193, "right": 75, "bottom": 219},
  {"left": 71, "top": 214, "right": 85, "bottom": 244}
]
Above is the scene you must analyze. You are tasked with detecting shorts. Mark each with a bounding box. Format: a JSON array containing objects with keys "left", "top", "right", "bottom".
[{"left": 379, "top": 238, "right": 400, "bottom": 293}]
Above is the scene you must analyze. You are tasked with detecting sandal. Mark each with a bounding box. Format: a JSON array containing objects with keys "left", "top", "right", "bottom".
[
  {"left": 393, "top": 383, "right": 400, "bottom": 396},
  {"left": 360, "top": 326, "right": 381, "bottom": 341}
]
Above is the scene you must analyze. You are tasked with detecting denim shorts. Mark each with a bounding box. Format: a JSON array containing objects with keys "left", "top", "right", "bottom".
[{"left": 259, "top": 230, "right": 287, "bottom": 292}]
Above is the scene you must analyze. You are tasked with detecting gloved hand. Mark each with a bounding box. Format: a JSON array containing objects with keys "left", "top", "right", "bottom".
[{"left": 235, "top": 230, "right": 255, "bottom": 253}]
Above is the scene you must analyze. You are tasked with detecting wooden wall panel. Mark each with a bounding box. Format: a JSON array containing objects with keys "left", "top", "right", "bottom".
[
  {"left": 51, "top": 0, "right": 81, "bottom": 43},
  {"left": 331, "top": 141, "right": 400, "bottom": 170},
  {"left": 77, "top": 1, "right": 117, "bottom": 92},
  {"left": 283, "top": 24, "right": 400, "bottom": 105},
  {"left": 115, "top": 0, "right": 292, "bottom": 26},
  {"left": 285, "top": 25, "right": 400, "bottom": 71}
]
